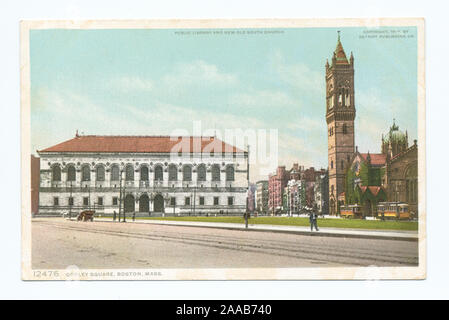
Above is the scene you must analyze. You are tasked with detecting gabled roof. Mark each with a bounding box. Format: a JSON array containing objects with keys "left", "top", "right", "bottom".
[
  {"left": 359, "top": 186, "right": 383, "bottom": 196},
  {"left": 335, "top": 40, "right": 349, "bottom": 65},
  {"left": 360, "top": 153, "right": 387, "bottom": 166},
  {"left": 38, "top": 135, "right": 244, "bottom": 154}
]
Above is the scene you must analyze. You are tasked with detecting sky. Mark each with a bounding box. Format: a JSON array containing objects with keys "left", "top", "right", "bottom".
[{"left": 30, "top": 26, "right": 418, "bottom": 182}]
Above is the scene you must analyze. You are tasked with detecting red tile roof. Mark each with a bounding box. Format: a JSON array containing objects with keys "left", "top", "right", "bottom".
[
  {"left": 38, "top": 135, "right": 244, "bottom": 154},
  {"left": 335, "top": 41, "right": 349, "bottom": 65},
  {"left": 359, "top": 186, "right": 383, "bottom": 196},
  {"left": 360, "top": 153, "right": 387, "bottom": 166}
]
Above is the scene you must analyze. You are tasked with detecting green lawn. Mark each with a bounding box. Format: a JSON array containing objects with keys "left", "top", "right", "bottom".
[{"left": 122, "top": 216, "right": 418, "bottom": 231}]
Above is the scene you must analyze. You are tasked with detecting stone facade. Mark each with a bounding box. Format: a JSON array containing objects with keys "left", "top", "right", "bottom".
[
  {"left": 37, "top": 135, "right": 248, "bottom": 217},
  {"left": 385, "top": 141, "right": 418, "bottom": 216},
  {"left": 31, "top": 155, "right": 40, "bottom": 215},
  {"left": 268, "top": 166, "right": 289, "bottom": 214},
  {"left": 255, "top": 180, "right": 268, "bottom": 215},
  {"left": 314, "top": 171, "right": 329, "bottom": 215},
  {"left": 326, "top": 34, "right": 356, "bottom": 215}
]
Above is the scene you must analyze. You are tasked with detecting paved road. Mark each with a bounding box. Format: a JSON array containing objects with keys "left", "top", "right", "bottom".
[{"left": 32, "top": 218, "right": 418, "bottom": 269}]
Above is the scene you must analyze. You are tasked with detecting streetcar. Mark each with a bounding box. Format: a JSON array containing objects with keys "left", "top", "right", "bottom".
[
  {"left": 376, "top": 202, "right": 411, "bottom": 220},
  {"left": 340, "top": 204, "right": 362, "bottom": 219}
]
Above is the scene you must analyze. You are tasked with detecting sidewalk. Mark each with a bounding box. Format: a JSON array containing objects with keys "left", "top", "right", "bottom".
[{"left": 94, "top": 218, "right": 418, "bottom": 241}]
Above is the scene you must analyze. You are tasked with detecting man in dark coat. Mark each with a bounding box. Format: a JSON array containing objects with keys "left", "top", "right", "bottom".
[{"left": 309, "top": 211, "right": 319, "bottom": 231}]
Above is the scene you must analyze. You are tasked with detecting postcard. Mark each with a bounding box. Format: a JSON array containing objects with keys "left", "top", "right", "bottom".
[{"left": 21, "top": 18, "right": 425, "bottom": 280}]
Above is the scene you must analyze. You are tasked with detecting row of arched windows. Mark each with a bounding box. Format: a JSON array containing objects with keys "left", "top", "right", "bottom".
[{"left": 51, "top": 163, "right": 235, "bottom": 182}]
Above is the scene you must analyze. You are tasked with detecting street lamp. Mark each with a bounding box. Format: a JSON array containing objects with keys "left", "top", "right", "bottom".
[{"left": 69, "top": 181, "right": 73, "bottom": 220}]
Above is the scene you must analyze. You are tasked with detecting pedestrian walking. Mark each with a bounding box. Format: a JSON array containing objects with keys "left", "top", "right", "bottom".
[
  {"left": 309, "top": 211, "right": 319, "bottom": 231},
  {"left": 113, "top": 210, "right": 116, "bottom": 221}
]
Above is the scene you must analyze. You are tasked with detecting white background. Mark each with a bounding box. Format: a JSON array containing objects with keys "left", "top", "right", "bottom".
[{"left": 1, "top": 0, "right": 447, "bottom": 299}]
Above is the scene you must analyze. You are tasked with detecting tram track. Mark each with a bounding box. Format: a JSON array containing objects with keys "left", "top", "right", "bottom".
[{"left": 33, "top": 220, "right": 418, "bottom": 266}]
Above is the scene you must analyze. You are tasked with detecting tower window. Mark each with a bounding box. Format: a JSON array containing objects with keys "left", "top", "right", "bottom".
[
  {"left": 341, "top": 160, "right": 344, "bottom": 170},
  {"left": 343, "top": 124, "right": 347, "bottom": 134},
  {"left": 331, "top": 160, "right": 333, "bottom": 169}
]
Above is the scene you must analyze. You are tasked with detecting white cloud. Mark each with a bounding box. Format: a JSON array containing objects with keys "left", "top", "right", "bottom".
[
  {"left": 272, "top": 50, "right": 324, "bottom": 95},
  {"left": 110, "top": 76, "right": 153, "bottom": 92},
  {"left": 162, "top": 60, "right": 237, "bottom": 90},
  {"left": 229, "top": 89, "right": 296, "bottom": 109}
]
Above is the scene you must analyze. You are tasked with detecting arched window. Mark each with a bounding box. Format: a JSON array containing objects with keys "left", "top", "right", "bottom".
[
  {"left": 226, "top": 165, "right": 234, "bottom": 181},
  {"left": 183, "top": 165, "right": 192, "bottom": 181},
  {"left": 125, "top": 164, "right": 134, "bottom": 181},
  {"left": 52, "top": 165, "right": 61, "bottom": 181},
  {"left": 331, "top": 160, "right": 334, "bottom": 170},
  {"left": 168, "top": 164, "right": 178, "bottom": 181},
  {"left": 81, "top": 165, "right": 90, "bottom": 181},
  {"left": 111, "top": 165, "right": 119, "bottom": 181},
  {"left": 405, "top": 164, "right": 418, "bottom": 204},
  {"left": 96, "top": 165, "right": 105, "bottom": 181},
  {"left": 140, "top": 166, "right": 149, "bottom": 181},
  {"left": 67, "top": 165, "right": 76, "bottom": 181},
  {"left": 211, "top": 164, "right": 220, "bottom": 181},
  {"left": 154, "top": 165, "right": 163, "bottom": 181},
  {"left": 197, "top": 164, "right": 206, "bottom": 181},
  {"left": 343, "top": 124, "right": 347, "bottom": 134}
]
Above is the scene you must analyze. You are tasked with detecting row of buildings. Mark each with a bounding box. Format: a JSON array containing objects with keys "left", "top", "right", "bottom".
[
  {"left": 31, "top": 33, "right": 419, "bottom": 219},
  {"left": 254, "top": 165, "right": 328, "bottom": 216},
  {"left": 253, "top": 33, "right": 419, "bottom": 218}
]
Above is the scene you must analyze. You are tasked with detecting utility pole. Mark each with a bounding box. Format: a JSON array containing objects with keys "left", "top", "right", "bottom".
[
  {"left": 69, "top": 181, "right": 72, "bottom": 220},
  {"left": 193, "top": 186, "right": 196, "bottom": 216},
  {"left": 123, "top": 182, "right": 126, "bottom": 222},
  {"left": 118, "top": 170, "right": 122, "bottom": 222},
  {"left": 245, "top": 144, "right": 249, "bottom": 229}
]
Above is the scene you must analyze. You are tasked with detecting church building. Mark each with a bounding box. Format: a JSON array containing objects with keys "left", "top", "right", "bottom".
[
  {"left": 325, "top": 33, "right": 418, "bottom": 217},
  {"left": 343, "top": 121, "right": 418, "bottom": 217}
]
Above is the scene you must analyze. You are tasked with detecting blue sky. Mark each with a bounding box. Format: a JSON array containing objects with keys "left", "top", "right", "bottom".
[{"left": 30, "top": 26, "right": 417, "bottom": 181}]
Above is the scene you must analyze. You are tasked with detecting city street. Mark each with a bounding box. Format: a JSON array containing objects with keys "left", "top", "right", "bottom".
[{"left": 32, "top": 218, "right": 418, "bottom": 269}]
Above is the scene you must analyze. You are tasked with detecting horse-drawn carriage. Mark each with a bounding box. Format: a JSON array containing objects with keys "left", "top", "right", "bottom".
[{"left": 77, "top": 210, "right": 95, "bottom": 222}]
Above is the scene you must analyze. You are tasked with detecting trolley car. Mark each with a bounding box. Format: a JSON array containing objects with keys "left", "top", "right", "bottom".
[
  {"left": 377, "top": 202, "right": 410, "bottom": 220},
  {"left": 340, "top": 205, "right": 362, "bottom": 219}
]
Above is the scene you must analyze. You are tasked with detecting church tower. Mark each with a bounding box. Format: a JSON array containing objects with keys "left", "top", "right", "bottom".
[{"left": 326, "top": 32, "right": 356, "bottom": 215}]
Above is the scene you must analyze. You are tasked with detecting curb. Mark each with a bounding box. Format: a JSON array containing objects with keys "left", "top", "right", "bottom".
[{"left": 92, "top": 219, "right": 418, "bottom": 242}]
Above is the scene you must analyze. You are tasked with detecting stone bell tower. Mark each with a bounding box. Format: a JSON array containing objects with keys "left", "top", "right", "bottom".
[{"left": 325, "top": 32, "right": 356, "bottom": 215}]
